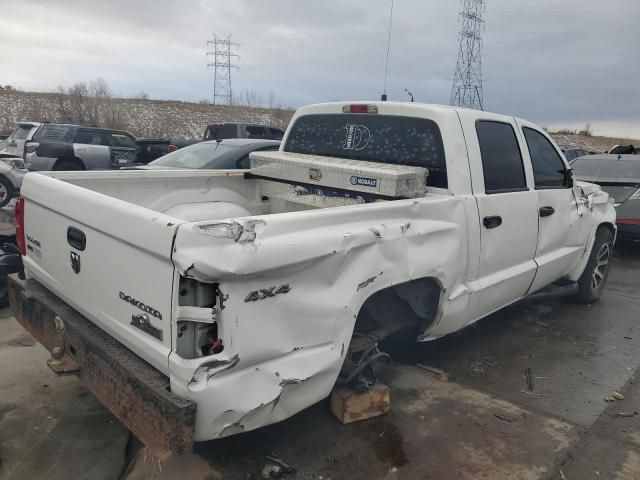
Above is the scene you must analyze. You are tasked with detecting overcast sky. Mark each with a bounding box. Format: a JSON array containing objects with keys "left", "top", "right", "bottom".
[{"left": 1, "top": 0, "right": 639, "bottom": 136}]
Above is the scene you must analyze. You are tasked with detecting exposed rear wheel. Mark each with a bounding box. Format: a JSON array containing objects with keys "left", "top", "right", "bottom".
[{"left": 574, "top": 227, "right": 614, "bottom": 303}]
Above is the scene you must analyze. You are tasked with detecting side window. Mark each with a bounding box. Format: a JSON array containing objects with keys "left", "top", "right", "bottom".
[
  {"left": 12, "top": 126, "right": 32, "bottom": 141},
  {"left": 236, "top": 154, "right": 251, "bottom": 169},
  {"left": 246, "top": 126, "right": 266, "bottom": 139},
  {"left": 75, "top": 129, "right": 109, "bottom": 146},
  {"left": 110, "top": 133, "right": 136, "bottom": 148},
  {"left": 523, "top": 128, "right": 568, "bottom": 188},
  {"left": 236, "top": 146, "right": 278, "bottom": 169},
  {"left": 476, "top": 121, "right": 527, "bottom": 194},
  {"left": 269, "top": 128, "right": 284, "bottom": 140},
  {"left": 564, "top": 150, "right": 576, "bottom": 161}
]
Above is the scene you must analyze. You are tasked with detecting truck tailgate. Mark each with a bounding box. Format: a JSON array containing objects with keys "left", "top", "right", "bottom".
[{"left": 20, "top": 173, "right": 181, "bottom": 374}]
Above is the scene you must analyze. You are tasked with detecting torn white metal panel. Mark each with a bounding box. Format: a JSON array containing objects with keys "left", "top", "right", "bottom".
[{"left": 169, "top": 195, "right": 474, "bottom": 440}]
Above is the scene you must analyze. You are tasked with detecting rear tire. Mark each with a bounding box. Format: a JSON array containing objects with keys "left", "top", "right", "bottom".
[
  {"left": 574, "top": 227, "right": 614, "bottom": 303},
  {"left": 0, "top": 175, "right": 14, "bottom": 208},
  {"left": 53, "top": 159, "right": 83, "bottom": 171}
]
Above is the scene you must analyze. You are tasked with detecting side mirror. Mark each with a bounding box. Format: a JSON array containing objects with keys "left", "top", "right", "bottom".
[{"left": 566, "top": 168, "right": 574, "bottom": 188}]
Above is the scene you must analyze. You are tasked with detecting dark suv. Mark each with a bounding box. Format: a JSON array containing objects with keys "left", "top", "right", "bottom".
[
  {"left": 204, "top": 123, "right": 285, "bottom": 141},
  {"left": 25, "top": 123, "right": 137, "bottom": 171}
]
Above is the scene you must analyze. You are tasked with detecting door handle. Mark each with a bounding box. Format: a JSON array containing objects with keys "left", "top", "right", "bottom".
[
  {"left": 539, "top": 206, "right": 555, "bottom": 217},
  {"left": 483, "top": 216, "right": 503, "bottom": 229}
]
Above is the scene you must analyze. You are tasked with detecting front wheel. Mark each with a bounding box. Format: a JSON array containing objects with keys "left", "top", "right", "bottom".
[{"left": 574, "top": 227, "right": 614, "bottom": 303}]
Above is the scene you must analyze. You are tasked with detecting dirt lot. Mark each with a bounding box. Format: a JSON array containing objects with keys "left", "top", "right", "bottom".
[{"left": 1, "top": 240, "right": 639, "bottom": 480}]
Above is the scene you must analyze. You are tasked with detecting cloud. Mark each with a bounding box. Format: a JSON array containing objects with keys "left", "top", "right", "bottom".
[{"left": 0, "top": 0, "right": 638, "bottom": 131}]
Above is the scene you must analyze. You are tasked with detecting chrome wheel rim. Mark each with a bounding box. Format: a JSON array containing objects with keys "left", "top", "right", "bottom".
[
  {"left": 0, "top": 183, "right": 7, "bottom": 203},
  {"left": 591, "top": 243, "right": 610, "bottom": 291}
]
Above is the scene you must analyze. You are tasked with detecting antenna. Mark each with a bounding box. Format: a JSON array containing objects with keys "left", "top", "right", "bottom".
[
  {"left": 381, "top": 0, "right": 395, "bottom": 101},
  {"left": 450, "top": 0, "right": 485, "bottom": 110},
  {"left": 206, "top": 33, "right": 239, "bottom": 106}
]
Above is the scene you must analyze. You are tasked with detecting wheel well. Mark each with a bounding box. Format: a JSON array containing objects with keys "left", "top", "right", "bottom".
[
  {"left": 54, "top": 157, "right": 86, "bottom": 170},
  {"left": 598, "top": 222, "right": 616, "bottom": 236},
  {"left": 355, "top": 277, "right": 442, "bottom": 338}
]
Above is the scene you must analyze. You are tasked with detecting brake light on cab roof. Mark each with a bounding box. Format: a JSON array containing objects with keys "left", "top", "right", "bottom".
[{"left": 343, "top": 104, "right": 379, "bottom": 114}]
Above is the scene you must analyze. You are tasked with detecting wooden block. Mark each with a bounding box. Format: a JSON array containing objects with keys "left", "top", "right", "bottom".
[{"left": 330, "top": 383, "right": 390, "bottom": 424}]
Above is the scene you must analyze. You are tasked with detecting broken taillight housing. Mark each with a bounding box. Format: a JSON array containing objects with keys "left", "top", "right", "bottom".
[{"left": 15, "top": 197, "right": 26, "bottom": 255}]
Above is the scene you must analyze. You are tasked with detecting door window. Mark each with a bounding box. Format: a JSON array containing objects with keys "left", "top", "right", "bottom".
[
  {"left": 110, "top": 133, "right": 136, "bottom": 148},
  {"left": 246, "top": 126, "right": 267, "bottom": 138},
  {"left": 476, "top": 121, "right": 527, "bottom": 193},
  {"left": 75, "top": 129, "right": 110, "bottom": 146},
  {"left": 523, "top": 128, "right": 568, "bottom": 188},
  {"left": 268, "top": 128, "right": 284, "bottom": 140}
]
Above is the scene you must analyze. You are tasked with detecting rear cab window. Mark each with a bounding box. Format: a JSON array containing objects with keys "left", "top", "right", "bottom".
[
  {"left": 284, "top": 114, "right": 448, "bottom": 188},
  {"left": 476, "top": 121, "right": 527, "bottom": 193}
]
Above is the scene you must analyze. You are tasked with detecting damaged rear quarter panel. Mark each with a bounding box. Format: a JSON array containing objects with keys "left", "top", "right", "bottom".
[{"left": 169, "top": 195, "right": 474, "bottom": 440}]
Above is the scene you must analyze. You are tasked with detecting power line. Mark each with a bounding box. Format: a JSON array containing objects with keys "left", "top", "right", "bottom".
[
  {"left": 450, "top": 0, "right": 486, "bottom": 110},
  {"left": 206, "top": 33, "right": 239, "bottom": 106}
]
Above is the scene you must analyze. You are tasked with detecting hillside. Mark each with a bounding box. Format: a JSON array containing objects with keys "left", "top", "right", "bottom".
[
  {"left": 0, "top": 90, "right": 293, "bottom": 139},
  {"left": 548, "top": 131, "right": 639, "bottom": 154},
  {"left": 1, "top": 90, "right": 637, "bottom": 152}
]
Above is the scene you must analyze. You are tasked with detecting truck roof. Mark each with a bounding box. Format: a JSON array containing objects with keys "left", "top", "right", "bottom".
[{"left": 293, "top": 101, "right": 524, "bottom": 125}]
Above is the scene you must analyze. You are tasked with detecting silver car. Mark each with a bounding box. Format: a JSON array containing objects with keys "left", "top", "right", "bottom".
[
  {"left": 573, "top": 154, "right": 640, "bottom": 241},
  {"left": 0, "top": 156, "right": 26, "bottom": 207}
]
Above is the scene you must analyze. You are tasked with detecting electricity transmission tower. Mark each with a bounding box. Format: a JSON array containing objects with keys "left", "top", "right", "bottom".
[
  {"left": 206, "top": 33, "right": 239, "bottom": 106},
  {"left": 450, "top": 0, "right": 485, "bottom": 110}
]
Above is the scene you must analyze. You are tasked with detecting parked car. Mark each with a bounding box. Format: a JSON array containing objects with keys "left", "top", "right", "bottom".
[
  {"left": 134, "top": 138, "right": 201, "bottom": 164},
  {"left": 560, "top": 146, "right": 593, "bottom": 163},
  {"left": 572, "top": 154, "right": 640, "bottom": 240},
  {"left": 609, "top": 145, "right": 639, "bottom": 155},
  {"left": 130, "top": 139, "right": 280, "bottom": 171},
  {"left": 0, "top": 157, "right": 26, "bottom": 207},
  {"left": 204, "top": 122, "right": 285, "bottom": 141},
  {"left": 3, "top": 122, "right": 40, "bottom": 158},
  {"left": 9, "top": 101, "right": 615, "bottom": 452},
  {"left": 25, "top": 123, "right": 137, "bottom": 171}
]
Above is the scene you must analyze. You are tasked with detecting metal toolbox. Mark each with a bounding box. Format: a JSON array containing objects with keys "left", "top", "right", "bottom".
[{"left": 249, "top": 151, "right": 428, "bottom": 199}]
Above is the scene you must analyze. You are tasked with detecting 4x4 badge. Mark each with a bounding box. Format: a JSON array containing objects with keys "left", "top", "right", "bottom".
[{"left": 70, "top": 252, "right": 81, "bottom": 274}]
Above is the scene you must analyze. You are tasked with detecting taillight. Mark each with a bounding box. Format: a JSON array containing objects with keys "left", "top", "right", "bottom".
[
  {"left": 25, "top": 142, "right": 39, "bottom": 154},
  {"left": 167, "top": 144, "right": 178, "bottom": 153},
  {"left": 343, "top": 104, "right": 379, "bottom": 114},
  {"left": 15, "top": 197, "right": 26, "bottom": 255}
]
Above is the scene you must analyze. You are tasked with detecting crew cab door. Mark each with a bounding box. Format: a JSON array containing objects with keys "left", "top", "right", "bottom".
[
  {"left": 517, "top": 122, "right": 590, "bottom": 292},
  {"left": 73, "top": 129, "right": 111, "bottom": 169},
  {"left": 461, "top": 117, "right": 539, "bottom": 317},
  {"left": 109, "top": 132, "right": 137, "bottom": 167}
]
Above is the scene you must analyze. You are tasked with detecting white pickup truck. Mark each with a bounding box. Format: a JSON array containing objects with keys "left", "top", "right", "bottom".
[{"left": 9, "top": 102, "right": 616, "bottom": 455}]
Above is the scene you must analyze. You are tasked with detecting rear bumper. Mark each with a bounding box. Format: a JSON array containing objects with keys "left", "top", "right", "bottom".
[{"left": 8, "top": 274, "right": 196, "bottom": 458}]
